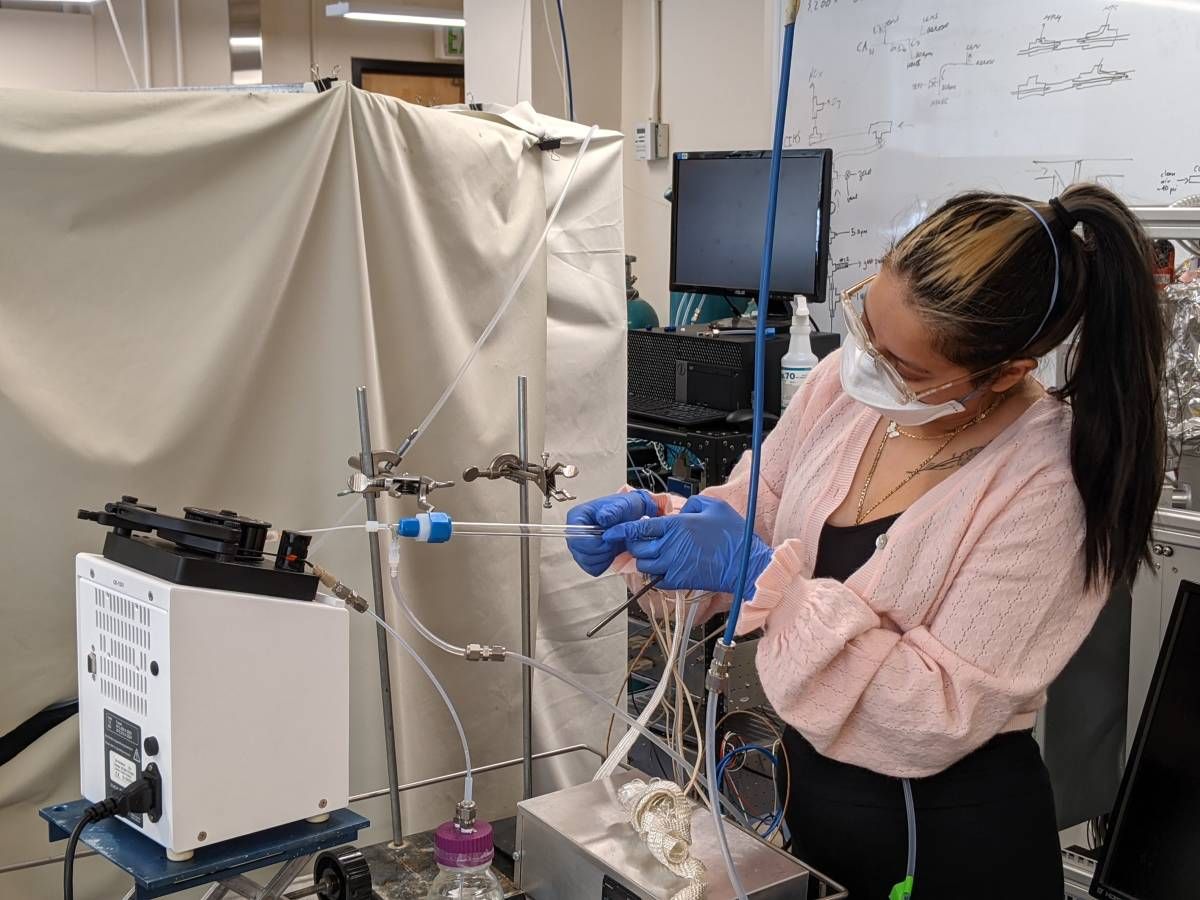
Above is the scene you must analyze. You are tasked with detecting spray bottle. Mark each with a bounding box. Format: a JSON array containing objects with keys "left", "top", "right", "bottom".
[{"left": 780, "top": 295, "right": 818, "bottom": 411}]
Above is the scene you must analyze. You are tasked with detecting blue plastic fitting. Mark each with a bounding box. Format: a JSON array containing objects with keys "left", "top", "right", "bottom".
[{"left": 395, "top": 512, "right": 454, "bottom": 543}]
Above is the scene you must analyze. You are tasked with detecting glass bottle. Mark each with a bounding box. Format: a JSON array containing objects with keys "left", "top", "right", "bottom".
[{"left": 426, "top": 818, "right": 503, "bottom": 900}]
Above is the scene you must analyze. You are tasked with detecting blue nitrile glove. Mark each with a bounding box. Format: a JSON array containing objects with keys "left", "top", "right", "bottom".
[
  {"left": 566, "top": 489, "right": 661, "bottom": 577},
  {"left": 603, "top": 495, "right": 773, "bottom": 596}
]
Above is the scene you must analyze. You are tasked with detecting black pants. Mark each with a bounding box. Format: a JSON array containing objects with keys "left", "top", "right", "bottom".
[{"left": 781, "top": 728, "right": 1063, "bottom": 900}]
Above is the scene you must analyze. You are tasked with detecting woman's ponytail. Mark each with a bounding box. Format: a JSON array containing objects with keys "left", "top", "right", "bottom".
[
  {"left": 1054, "top": 183, "right": 1165, "bottom": 587},
  {"left": 889, "top": 183, "right": 1166, "bottom": 589}
]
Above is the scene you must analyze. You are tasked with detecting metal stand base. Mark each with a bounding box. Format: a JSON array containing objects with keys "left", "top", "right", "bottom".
[{"left": 39, "top": 800, "right": 368, "bottom": 900}]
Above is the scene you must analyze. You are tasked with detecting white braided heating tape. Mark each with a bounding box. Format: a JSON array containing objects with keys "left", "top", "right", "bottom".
[{"left": 618, "top": 778, "right": 708, "bottom": 900}]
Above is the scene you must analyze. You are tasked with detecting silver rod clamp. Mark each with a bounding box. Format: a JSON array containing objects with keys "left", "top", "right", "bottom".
[
  {"left": 462, "top": 451, "right": 579, "bottom": 509},
  {"left": 339, "top": 470, "right": 455, "bottom": 511},
  {"left": 464, "top": 643, "right": 507, "bottom": 662},
  {"left": 705, "top": 640, "right": 735, "bottom": 695}
]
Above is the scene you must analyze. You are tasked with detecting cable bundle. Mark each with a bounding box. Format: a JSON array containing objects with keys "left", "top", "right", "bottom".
[{"left": 618, "top": 778, "right": 707, "bottom": 900}]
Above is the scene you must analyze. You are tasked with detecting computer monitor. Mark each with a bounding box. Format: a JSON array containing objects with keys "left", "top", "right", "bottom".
[
  {"left": 1091, "top": 580, "right": 1200, "bottom": 900},
  {"left": 669, "top": 149, "right": 832, "bottom": 310}
]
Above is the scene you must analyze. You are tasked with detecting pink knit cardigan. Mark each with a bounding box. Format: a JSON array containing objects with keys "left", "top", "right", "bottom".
[{"left": 621, "top": 351, "right": 1106, "bottom": 778}]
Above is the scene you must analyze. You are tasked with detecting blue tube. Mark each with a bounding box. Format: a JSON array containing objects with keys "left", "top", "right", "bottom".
[
  {"left": 716, "top": 744, "right": 779, "bottom": 776},
  {"left": 556, "top": 0, "right": 575, "bottom": 121},
  {"left": 722, "top": 20, "right": 797, "bottom": 646},
  {"left": 716, "top": 745, "right": 785, "bottom": 838}
]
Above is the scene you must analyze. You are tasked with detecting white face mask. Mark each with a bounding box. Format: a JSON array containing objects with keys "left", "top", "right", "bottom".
[{"left": 839, "top": 332, "right": 980, "bottom": 426}]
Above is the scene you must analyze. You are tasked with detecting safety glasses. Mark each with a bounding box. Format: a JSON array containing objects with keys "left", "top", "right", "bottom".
[{"left": 839, "top": 273, "right": 1005, "bottom": 403}]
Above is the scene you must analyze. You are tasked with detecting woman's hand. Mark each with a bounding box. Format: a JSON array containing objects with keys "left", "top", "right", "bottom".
[
  {"left": 603, "top": 495, "right": 773, "bottom": 595},
  {"left": 565, "top": 490, "right": 661, "bottom": 576}
]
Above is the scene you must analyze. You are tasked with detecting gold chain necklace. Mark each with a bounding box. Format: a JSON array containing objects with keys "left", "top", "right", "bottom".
[
  {"left": 886, "top": 421, "right": 959, "bottom": 441},
  {"left": 855, "top": 399, "right": 1000, "bottom": 525}
]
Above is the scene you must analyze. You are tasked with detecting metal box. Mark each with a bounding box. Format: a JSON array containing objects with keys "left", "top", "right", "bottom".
[
  {"left": 515, "top": 770, "right": 809, "bottom": 899},
  {"left": 75, "top": 553, "right": 350, "bottom": 859}
]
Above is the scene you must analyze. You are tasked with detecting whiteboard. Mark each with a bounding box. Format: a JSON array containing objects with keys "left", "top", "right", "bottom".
[{"left": 777, "top": 0, "right": 1200, "bottom": 327}]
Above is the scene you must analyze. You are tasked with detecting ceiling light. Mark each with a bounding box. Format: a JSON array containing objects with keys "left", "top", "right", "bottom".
[
  {"left": 325, "top": 3, "right": 465, "bottom": 27},
  {"left": 229, "top": 36, "right": 263, "bottom": 49}
]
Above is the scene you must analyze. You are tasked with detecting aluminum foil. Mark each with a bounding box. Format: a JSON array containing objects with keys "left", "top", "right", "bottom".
[{"left": 1164, "top": 280, "right": 1200, "bottom": 441}]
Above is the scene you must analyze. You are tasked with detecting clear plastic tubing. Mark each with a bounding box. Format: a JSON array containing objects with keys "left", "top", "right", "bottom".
[
  {"left": 389, "top": 567, "right": 466, "bottom": 657},
  {"left": 451, "top": 521, "right": 602, "bottom": 538},
  {"left": 705, "top": 690, "right": 745, "bottom": 898},
  {"left": 383, "top": 565, "right": 745, "bottom": 819},
  {"left": 360, "top": 607, "right": 475, "bottom": 804},
  {"left": 396, "top": 125, "right": 599, "bottom": 462},
  {"left": 903, "top": 776, "right": 917, "bottom": 880}
]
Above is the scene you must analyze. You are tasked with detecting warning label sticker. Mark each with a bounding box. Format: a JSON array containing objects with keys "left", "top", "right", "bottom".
[
  {"left": 103, "top": 709, "right": 142, "bottom": 825},
  {"left": 109, "top": 752, "right": 137, "bottom": 787}
]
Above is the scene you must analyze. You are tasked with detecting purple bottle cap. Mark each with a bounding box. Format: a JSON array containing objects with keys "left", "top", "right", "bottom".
[{"left": 433, "top": 818, "right": 494, "bottom": 869}]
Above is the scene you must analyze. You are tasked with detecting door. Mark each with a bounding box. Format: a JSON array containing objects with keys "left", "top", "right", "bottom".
[
  {"left": 352, "top": 59, "right": 465, "bottom": 107},
  {"left": 361, "top": 72, "right": 464, "bottom": 106}
]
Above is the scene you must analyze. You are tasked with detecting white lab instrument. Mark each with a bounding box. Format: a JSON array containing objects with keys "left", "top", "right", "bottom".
[{"left": 75, "top": 553, "right": 349, "bottom": 860}]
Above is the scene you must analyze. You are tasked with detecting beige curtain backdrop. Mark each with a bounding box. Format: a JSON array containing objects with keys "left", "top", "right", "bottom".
[
  {"left": 447, "top": 105, "right": 629, "bottom": 794},
  {"left": 0, "top": 84, "right": 625, "bottom": 898}
]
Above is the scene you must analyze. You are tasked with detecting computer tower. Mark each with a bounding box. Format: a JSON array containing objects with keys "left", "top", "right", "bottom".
[{"left": 628, "top": 328, "right": 790, "bottom": 416}]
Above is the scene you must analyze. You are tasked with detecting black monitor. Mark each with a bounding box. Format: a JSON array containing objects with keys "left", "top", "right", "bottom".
[
  {"left": 1091, "top": 580, "right": 1200, "bottom": 900},
  {"left": 669, "top": 149, "right": 832, "bottom": 310}
]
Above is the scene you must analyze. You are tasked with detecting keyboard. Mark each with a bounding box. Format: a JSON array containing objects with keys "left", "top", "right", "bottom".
[{"left": 627, "top": 395, "right": 728, "bottom": 426}]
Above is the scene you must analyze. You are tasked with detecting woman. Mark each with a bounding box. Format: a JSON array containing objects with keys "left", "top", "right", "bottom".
[{"left": 567, "top": 184, "right": 1165, "bottom": 899}]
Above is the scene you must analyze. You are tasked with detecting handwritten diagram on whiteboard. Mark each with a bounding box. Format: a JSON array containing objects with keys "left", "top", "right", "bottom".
[{"left": 781, "top": 0, "right": 1198, "bottom": 327}]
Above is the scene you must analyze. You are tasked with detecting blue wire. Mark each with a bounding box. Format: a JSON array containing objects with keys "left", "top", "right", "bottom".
[
  {"left": 717, "top": 744, "right": 779, "bottom": 773},
  {"left": 763, "top": 807, "right": 785, "bottom": 839},
  {"left": 716, "top": 744, "right": 784, "bottom": 837},
  {"left": 555, "top": 0, "right": 575, "bottom": 121},
  {"left": 722, "top": 20, "right": 797, "bottom": 647}
]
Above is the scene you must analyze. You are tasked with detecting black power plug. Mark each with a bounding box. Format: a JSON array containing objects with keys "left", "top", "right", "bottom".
[{"left": 64, "top": 766, "right": 163, "bottom": 900}]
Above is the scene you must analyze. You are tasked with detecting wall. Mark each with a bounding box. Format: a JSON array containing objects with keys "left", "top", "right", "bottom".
[
  {"left": 621, "top": 0, "right": 776, "bottom": 320},
  {"left": 261, "top": 0, "right": 465, "bottom": 85},
  {"left": 0, "top": 8, "right": 95, "bottom": 90},
  {"left": 463, "top": 0, "right": 529, "bottom": 107},
  {"left": 93, "top": 0, "right": 231, "bottom": 90},
  {"left": 530, "top": 0, "right": 622, "bottom": 129},
  {"left": 462, "top": 0, "right": 621, "bottom": 131}
]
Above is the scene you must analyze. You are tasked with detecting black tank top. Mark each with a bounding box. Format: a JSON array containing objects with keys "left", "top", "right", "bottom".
[{"left": 811, "top": 512, "right": 903, "bottom": 582}]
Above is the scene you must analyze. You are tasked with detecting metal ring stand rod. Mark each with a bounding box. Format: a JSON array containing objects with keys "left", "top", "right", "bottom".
[
  {"left": 517, "top": 375, "right": 535, "bottom": 801},
  {"left": 356, "top": 386, "right": 405, "bottom": 847}
]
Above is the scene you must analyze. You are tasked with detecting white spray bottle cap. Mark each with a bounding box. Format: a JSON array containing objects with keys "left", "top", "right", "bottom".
[{"left": 792, "top": 295, "right": 810, "bottom": 326}]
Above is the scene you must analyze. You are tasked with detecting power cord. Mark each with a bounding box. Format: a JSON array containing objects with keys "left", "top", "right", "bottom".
[{"left": 64, "top": 768, "right": 161, "bottom": 900}]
